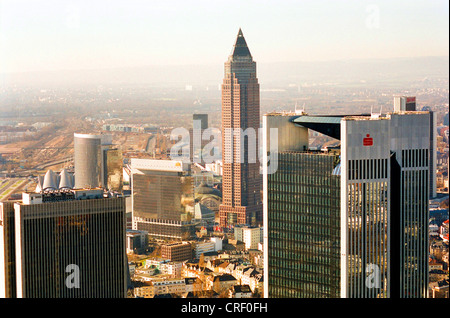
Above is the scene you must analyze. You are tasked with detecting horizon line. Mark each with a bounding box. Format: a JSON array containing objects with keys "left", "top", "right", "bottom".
[{"left": 1, "top": 55, "right": 448, "bottom": 76}]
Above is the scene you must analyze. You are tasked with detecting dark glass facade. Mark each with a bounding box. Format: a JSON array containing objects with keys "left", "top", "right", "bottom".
[
  {"left": 399, "top": 149, "right": 429, "bottom": 298},
  {"left": 15, "top": 197, "right": 126, "bottom": 298},
  {"left": 0, "top": 202, "right": 16, "bottom": 298},
  {"left": 267, "top": 152, "right": 340, "bottom": 298}
]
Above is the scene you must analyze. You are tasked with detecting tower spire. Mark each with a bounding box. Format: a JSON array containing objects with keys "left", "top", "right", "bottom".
[{"left": 231, "top": 28, "right": 251, "bottom": 58}]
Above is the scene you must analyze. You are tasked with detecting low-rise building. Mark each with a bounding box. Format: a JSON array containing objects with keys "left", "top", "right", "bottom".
[
  {"left": 441, "top": 219, "right": 449, "bottom": 242},
  {"left": 184, "top": 277, "right": 204, "bottom": 294},
  {"left": 429, "top": 269, "right": 449, "bottom": 282},
  {"left": 209, "top": 274, "right": 238, "bottom": 294},
  {"left": 161, "top": 242, "right": 192, "bottom": 262},
  {"left": 429, "top": 258, "right": 444, "bottom": 271},
  {"left": 429, "top": 279, "right": 449, "bottom": 298},
  {"left": 134, "top": 278, "right": 186, "bottom": 298},
  {"left": 145, "top": 257, "right": 171, "bottom": 269},
  {"left": 229, "top": 284, "right": 252, "bottom": 298},
  {"left": 195, "top": 240, "right": 216, "bottom": 258},
  {"left": 160, "top": 262, "right": 183, "bottom": 278},
  {"left": 126, "top": 230, "right": 148, "bottom": 254},
  {"left": 240, "top": 267, "right": 263, "bottom": 293},
  {"left": 233, "top": 226, "right": 263, "bottom": 250}
]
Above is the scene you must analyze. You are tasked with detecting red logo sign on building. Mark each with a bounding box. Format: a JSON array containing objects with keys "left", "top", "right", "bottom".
[
  {"left": 406, "top": 97, "right": 416, "bottom": 103},
  {"left": 363, "top": 134, "right": 373, "bottom": 146}
]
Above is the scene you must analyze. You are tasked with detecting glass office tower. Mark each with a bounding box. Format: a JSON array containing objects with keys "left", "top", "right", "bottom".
[
  {"left": 266, "top": 151, "right": 341, "bottom": 297},
  {"left": 14, "top": 190, "right": 127, "bottom": 298},
  {"left": 131, "top": 159, "right": 195, "bottom": 240},
  {"left": 389, "top": 114, "right": 430, "bottom": 298},
  {"left": 263, "top": 111, "right": 431, "bottom": 298}
]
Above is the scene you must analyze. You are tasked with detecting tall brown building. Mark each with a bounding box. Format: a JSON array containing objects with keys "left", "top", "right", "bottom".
[{"left": 219, "top": 29, "right": 262, "bottom": 228}]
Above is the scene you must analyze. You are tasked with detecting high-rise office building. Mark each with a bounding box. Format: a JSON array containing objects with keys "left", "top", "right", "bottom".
[
  {"left": 193, "top": 114, "right": 208, "bottom": 130},
  {"left": 190, "top": 114, "right": 209, "bottom": 164},
  {"left": 262, "top": 113, "right": 341, "bottom": 298},
  {"left": 10, "top": 189, "right": 127, "bottom": 298},
  {"left": 219, "top": 28, "right": 262, "bottom": 228},
  {"left": 394, "top": 95, "right": 417, "bottom": 112},
  {"left": 0, "top": 201, "right": 16, "bottom": 298},
  {"left": 393, "top": 97, "right": 437, "bottom": 198},
  {"left": 74, "top": 133, "right": 104, "bottom": 189},
  {"left": 263, "top": 110, "right": 431, "bottom": 298},
  {"left": 104, "top": 147, "right": 124, "bottom": 192},
  {"left": 427, "top": 110, "right": 437, "bottom": 198},
  {"left": 131, "top": 159, "right": 196, "bottom": 240},
  {"left": 74, "top": 133, "right": 122, "bottom": 191}
]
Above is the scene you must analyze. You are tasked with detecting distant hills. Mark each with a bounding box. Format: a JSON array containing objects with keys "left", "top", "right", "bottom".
[{"left": 1, "top": 56, "right": 448, "bottom": 89}]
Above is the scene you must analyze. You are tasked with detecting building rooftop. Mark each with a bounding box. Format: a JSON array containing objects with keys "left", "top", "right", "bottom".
[
  {"left": 21, "top": 187, "right": 106, "bottom": 205},
  {"left": 126, "top": 229, "right": 148, "bottom": 236},
  {"left": 214, "top": 274, "right": 237, "bottom": 282},
  {"left": 233, "top": 284, "right": 252, "bottom": 293}
]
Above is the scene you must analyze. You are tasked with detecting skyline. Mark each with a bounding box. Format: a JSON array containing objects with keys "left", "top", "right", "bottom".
[
  {"left": 0, "top": 0, "right": 449, "bottom": 74},
  {"left": 0, "top": 1, "right": 448, "bottom": 301}
]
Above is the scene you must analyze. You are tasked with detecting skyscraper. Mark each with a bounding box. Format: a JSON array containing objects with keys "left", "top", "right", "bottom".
[
  {"left": 190, "top": 114, "right": 209, "bottom": 164},
  {"left": 394, "top": 95, "right": 417, "bottom": 112},
  {"left": 0, "top": 201, "right": 16, "bottom": 298},
  {"left": 263, "top": 111, "right": 431, "bottom": 298},
  {"left": 74, "top": 133, "right": 104, "bottom": 189},
  {"left": 219, "top": 29, "right": 262, "bottom": 228},
  {"left": 393, "top": 96, "right": 437, "bottom": 198},
  {"left": 73, "top": 133, "right": 122, "bottom": 191},
  {"left": 131, "top": 159, "right": 196, "bottom": 240},
  {"left": 262, "top": 113, "right": 341, "bottom": 298},
  {"left": 12, "top": 189, "right": 127, "bottom": 298}
]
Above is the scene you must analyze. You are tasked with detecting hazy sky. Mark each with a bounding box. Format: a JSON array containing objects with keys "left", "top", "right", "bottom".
[{"left": 0, "top": 0, "right": 448, "bottom": 73}]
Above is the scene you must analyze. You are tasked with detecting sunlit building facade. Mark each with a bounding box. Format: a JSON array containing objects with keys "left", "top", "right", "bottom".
[
  {"left": 263, "top": 111, "right": 431, "bottom": 298},
  {"left": 219, "top": 28, "right": 262, "bottom": 228},
  {"left": 131, "top": 159, "right": 196, "bottom": 240},
  {"left": 74, "top": 133, "right": 122, "bottom": 192}
]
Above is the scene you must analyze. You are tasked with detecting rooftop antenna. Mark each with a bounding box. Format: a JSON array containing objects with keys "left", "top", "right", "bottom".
[
  {"left": 295, "top": 102, "right": 306, "bottom": 115},
  {"left": 371, "top": 104, "right": 382, "bottom": 119}
]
